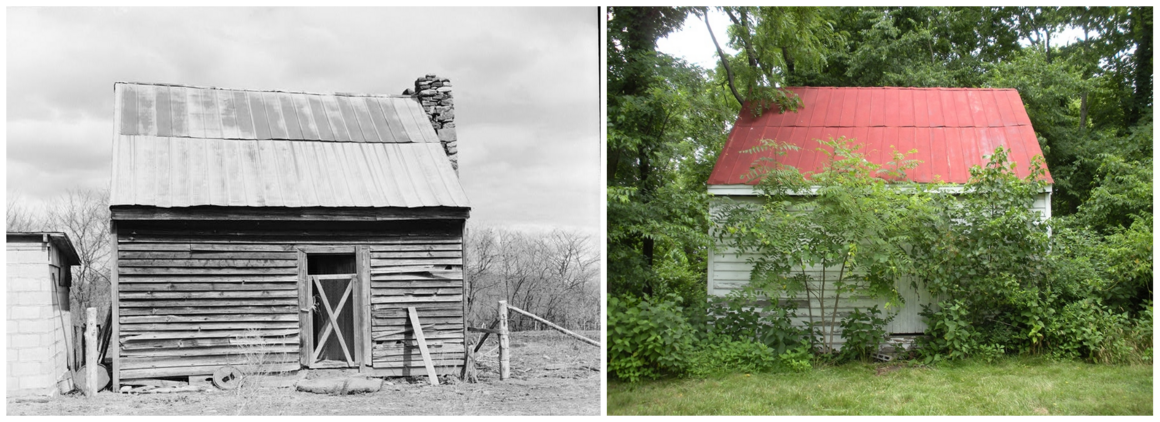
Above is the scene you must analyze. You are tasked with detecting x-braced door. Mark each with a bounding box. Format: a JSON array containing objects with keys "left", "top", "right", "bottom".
[{"left": 309, "top": 274, "right": 357, "bottom": 368}]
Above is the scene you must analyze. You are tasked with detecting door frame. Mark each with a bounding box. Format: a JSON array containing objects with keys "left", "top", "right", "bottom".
[{"left": 297, "top": 245, "right": 371, "bottom": 370}]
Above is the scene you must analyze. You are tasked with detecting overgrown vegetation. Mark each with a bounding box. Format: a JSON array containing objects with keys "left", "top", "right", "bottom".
[{"left": 607, "top": 6, "right": 1151, "bottom": 386}]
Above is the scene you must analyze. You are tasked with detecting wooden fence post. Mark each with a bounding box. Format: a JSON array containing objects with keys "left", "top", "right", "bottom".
[
  {"left": 85, "top": 307, "right": 97, "bottom": 396},
  {"left": 498, "top": 300, "right": 509, "bottom": 381}
]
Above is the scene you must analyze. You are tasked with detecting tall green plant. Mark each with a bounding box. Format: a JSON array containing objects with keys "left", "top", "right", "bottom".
[{"left": 714, "top": 137, "right": 922, "bottom": 354}]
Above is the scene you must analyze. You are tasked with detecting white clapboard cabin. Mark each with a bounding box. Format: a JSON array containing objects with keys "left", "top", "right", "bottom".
[
  {"left": 108, "top": 78, "right": 469, "bottom": 389},
  {"left": 706, "top": 87, "right": 1052, "bottom": 349}
]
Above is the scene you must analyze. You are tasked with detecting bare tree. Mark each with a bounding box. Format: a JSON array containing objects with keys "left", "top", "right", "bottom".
[
  {"left": 6, "top": 193, "right": 47, "bottom": 232},
  {"left": 46, "top": 189, "right": 112, "bottom": 316},
  {"left": 464, "top": 224, "right": 504, "bottom": 325},
  {"left": 463, "top": 226, "right": 600, "bottom": 332}
]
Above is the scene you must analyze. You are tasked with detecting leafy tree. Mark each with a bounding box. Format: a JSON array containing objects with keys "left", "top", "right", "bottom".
[
  {"left": 713, "top": 138, "right": 922, "bottom": 353},
  {"left": 702, "top": 6, "right": 838, "bottom": 114},
  {"left": 608, "top": 7, "right": 736, "bottom": 301}
]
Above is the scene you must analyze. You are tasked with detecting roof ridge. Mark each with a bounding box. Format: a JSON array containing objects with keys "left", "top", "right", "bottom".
[
  {"left": 113, "top": 81, "right": 412, "bottom": 98},
  {"left": 784, "top": 86, "right": 1017, "bottom": 91}
]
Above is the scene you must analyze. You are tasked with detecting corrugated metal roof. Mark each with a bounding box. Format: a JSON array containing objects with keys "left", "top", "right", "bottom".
[
  {"left": 110, "top": 82, "right": 469, "bottom": 209},
  {"left": 707, "top": 87, "right": 1053, "bottom": 186}
]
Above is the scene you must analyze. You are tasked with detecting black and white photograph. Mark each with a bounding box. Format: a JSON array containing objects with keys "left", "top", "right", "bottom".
[{"left": 6, "top": 6, "right": 601, "bottom": 415}]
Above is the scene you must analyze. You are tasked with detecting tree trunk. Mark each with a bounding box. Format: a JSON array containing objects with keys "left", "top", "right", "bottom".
[
  {"left": 1079, "top": 91, "right": 1088, "bottom": 131},
  {"left": 1129, "top": 6, "right": 1152, "bottom": 126}
]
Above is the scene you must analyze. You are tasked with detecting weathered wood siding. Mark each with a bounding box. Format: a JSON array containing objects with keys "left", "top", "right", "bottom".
[
  {"left": 114, "top": 219, "right": 465, "bottom": 380},
  {"left": 368, "top": 239, "right": 465, "bottom": 376}
]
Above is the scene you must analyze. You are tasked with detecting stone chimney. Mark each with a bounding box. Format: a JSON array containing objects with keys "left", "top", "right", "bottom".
[{"left": 404, "top": 74, "right": 457, "bottom": 174}]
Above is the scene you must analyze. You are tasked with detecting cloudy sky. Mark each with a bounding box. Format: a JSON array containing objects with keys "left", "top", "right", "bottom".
[{"left": 6, "top": 7, "right": 600, "bottom": 236}]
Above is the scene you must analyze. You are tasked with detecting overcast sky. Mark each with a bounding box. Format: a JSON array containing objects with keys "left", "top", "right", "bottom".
[{"left": 6, "top": 7, "right": 600, "bottom": 236}]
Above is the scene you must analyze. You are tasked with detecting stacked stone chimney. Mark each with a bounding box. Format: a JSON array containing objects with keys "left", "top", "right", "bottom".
[{"left": 404, "top": 74, "right": 457, "bottom": 174}]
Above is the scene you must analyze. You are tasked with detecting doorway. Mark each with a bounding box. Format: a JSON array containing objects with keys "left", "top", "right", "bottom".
[{"left": 307, "top": 254, "right": 357, "bottom": 368}]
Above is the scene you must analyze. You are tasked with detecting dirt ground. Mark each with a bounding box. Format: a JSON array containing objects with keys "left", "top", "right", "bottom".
[{"left": 7, "top": 330, "right": 601, "bottom": 416}]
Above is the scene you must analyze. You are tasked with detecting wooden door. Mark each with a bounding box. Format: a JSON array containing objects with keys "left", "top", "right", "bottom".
[{"left": 308, "top": 274, "right": 358, "bottom": 368}]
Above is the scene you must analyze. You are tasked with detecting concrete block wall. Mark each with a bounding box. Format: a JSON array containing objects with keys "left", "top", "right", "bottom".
[{"left": 6, "top": 243, "right": 74, "bottom": 397}]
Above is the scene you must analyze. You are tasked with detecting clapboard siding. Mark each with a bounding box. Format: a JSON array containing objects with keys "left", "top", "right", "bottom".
[
  {"left": 708, "top": 191, "right": 1051, "bottom": 349},
  {"left": 114, "top": 219, "right": 465, "bottom": 381},
  {"left": 368, "top": 242, "right": 464, "bottom": 370}
]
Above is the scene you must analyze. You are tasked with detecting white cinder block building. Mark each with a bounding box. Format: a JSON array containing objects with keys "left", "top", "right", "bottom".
[{"left": 6, "top": 232, "right": 81, "bottom": 397}]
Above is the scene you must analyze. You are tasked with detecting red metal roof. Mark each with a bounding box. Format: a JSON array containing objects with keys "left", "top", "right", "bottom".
[{"left": 707, "top": 87, "right": 1052, "bottom": 186}]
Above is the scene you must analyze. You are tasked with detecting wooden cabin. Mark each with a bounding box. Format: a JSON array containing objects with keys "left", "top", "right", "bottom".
[
  {"left": 108, "top": 79, "right": 470, "bottom": 388},
  {"left": 706, "top": 87, "right": 1052, "bottom": 348}
]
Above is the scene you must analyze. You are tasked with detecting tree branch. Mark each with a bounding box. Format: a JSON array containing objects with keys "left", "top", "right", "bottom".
[{"left": 703, "top": 11, "right": 745, "bottom": 107}]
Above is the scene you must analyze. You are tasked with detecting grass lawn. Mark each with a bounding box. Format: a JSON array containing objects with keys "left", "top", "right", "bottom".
[{"left": 607, "top": 357, "right": 1153, "bottom": 415}]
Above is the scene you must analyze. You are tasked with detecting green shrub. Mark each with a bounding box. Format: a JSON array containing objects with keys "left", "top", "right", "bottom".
[
  {"left": 607, "top": 295, "right": 695, "bottom": 382},
  {"left": 836, "top": 305, "right": 892, "bottom": 363},
  {"left": 686, "top": 293, "right": 808, "bottom": 356},
  {"left": 683, "top": 337, "right": 780, "bottom": 378},
  {"left": 778, "top": 343, "right": 814, "bottom": 372}
]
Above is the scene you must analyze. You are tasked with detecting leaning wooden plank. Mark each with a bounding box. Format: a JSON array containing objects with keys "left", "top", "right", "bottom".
[
  {"left": 408, "top": 307, "right": 440, "bottom": 386},
  {"left": 507, "top": 304, "right": 599, "bottom": 347}
]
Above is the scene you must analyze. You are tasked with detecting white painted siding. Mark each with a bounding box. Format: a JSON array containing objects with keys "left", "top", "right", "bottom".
[{"left": 708, "top": 187, "right": 1052, "bottom": 349}]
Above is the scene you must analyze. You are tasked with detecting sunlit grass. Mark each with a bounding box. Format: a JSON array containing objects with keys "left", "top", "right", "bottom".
[{"left": 607, "top": 357, "right": 1152, "bottom": 415}]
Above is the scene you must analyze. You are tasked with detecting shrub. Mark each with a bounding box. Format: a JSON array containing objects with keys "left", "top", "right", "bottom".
[
  {"left": 686, "top": 293, "right": 808, "bottom": 356},
  {"left": 836, "top": 305, "right": 892, "bottom": 363},
  {"left": 607, "top": 295, "right": 695, "bottom": 382},
  {"left": 683, "top": 337, "right": 780, "bottom": 378}
]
